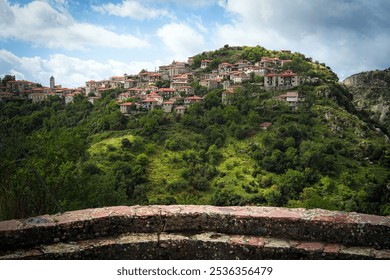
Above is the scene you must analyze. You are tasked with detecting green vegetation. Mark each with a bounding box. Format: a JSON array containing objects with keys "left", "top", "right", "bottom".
[{"left": 1, "top": 46, "right": 389, "bottom": 221}]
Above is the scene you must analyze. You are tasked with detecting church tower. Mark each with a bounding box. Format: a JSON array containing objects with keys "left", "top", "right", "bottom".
[{"left": 50, "top": 76, "right": 55, "bottom": 89}]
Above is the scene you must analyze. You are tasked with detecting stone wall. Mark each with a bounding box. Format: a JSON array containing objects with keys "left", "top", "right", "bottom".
[{"left": 0, "top": 205, "right": 389, "bottom": 259}]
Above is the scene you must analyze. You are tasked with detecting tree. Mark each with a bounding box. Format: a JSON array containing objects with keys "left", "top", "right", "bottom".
[
  {"left": 277, "top": 169, "right": 307, "bottom": 201},
  {"left": 262, "top": 149, "right": 286, "bottom": 173},
  {"left": 1, "top": 75, "right": 15, "bottom": 86},
  {"left": 212, "top": 189, "right": 244, "bottom": 206},
  {"left": 139, "top": 109, "right": 164, "bottom": 136},
  {"left": 203, "top": 90, "right": 223, "bottom": 109}
]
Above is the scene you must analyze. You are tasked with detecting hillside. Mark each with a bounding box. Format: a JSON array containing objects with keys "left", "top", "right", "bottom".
[
  {"left": 343, "top": 68, "right": 390, "bottom": 134},
  {"left": 1, "top": 46, "right": 389, "bottom": 221},
  {"left": 192, "top": 45, "right": 338, "bottom": 82}
]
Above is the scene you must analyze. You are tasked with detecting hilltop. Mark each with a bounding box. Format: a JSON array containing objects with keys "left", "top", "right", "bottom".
[
  {"left": 0, "top": 45, "right": 389, "bottom": 221},
  {"left": 191, "top": 45, "right": 338, "bottom": 82}
]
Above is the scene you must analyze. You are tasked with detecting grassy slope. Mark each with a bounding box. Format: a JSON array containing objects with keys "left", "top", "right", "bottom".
[{"left": 85, "top": 98, "right": 389, "bottom": 206}]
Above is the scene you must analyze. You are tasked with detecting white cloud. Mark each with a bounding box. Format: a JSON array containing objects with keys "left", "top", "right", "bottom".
[
  {"left": 92, "top": 0, "right": 172, "bottom": 20},
  {"left": 0, "top": 49, "right": 160, "bottom": 88},
  {"left": 157, "top": 22, "right": 205, "bottom": 60},
  {"left": 165, "top": 0, "right": 218, "bottom": 8},
  {"left": 0, "top": 0, "right": 149, "bottom": 50}
]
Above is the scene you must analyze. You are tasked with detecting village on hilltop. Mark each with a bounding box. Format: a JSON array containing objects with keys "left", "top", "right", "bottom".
[{"left": 0, "top": 51, "right": 305, "bottom": 116}]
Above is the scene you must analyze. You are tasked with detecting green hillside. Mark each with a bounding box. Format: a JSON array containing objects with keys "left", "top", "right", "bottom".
[
  {"left": 1, "top": 46, "right": 389, "bottom": 221},
  {"left": 191, "top": 45, "right": 338, "bottom": 82}
]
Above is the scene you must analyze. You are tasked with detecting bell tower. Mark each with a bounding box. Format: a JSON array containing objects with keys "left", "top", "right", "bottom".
[{"left": 50, "top": 76, "right": 55, "bottom": 89}]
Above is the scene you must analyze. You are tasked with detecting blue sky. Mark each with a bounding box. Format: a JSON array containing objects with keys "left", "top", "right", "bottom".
[{"left": 1, "top": 0, "right": 390, "bottom": 88}]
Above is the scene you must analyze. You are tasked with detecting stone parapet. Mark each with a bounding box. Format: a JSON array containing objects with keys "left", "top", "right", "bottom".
[{"left": 0, "top": 205, "right": 389, "bottom": 259}]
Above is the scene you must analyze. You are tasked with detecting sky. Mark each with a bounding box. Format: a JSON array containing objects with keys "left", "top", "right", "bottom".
[{"left": 1, "top": 0, "right": 390, "bottom": 88}]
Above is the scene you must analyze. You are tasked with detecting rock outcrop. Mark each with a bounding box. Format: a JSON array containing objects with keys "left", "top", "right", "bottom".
[{"left": 343, "top": 68, "right": 390, "bottom": 131}]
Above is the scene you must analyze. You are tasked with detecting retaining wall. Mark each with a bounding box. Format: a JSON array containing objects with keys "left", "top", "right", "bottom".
[{"left": 0, "top": 205, "right": 389, "bottom": 259}]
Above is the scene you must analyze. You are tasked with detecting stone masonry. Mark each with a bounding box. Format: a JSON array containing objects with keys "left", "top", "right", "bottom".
[{"left": 0, "top": 205, "right": 389, "bottom": 259}]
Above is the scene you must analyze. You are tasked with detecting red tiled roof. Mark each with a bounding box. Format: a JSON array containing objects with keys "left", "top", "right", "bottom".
[
  {"left": 185, "top": 96, "right": 202, "bottom": 100},
  {"left": 279, "top": 71, "right": 297, "bottom": 77},
  {"left": 278, "top": 92, "right": 299, "bottom": 98},
  {"left": 121, "top": 102, "right": 133, "bottom": 106},
  {"left": 158, "top": 88, "right": 175, "bottom": 92},
  {"left": 142, "top": 98, "right": 158, "bottom": 103},
  {"left": 147, "top": 92, "right": 162, "bottom": 97},
  {"left": 260, "top": 122, "right": 272, "bottom": 127}
]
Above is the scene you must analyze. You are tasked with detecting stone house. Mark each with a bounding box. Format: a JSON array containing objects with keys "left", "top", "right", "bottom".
[
  {"left": 184, "top": 95, "right": 203, "bottom": 105},
  {"left": 169, "top": 96, "right": 183, "bottom": 104},
  {"left": 157, "top": 88, "right": 177, "bottom": 99},
  {"left": 201, "top": 60, "right": 212, "bottom": 69},
  {"left": 147, "top": 73, "right": 162, "bottom": 84},
  {"left": 277, "top": 70, "right": 300, "bottom": 87},
  {"left": 128, "top": 88, "right": 143, "bottom": 95},
  {"left": 120, "top": 102, "right": 134, "bottom": 114},
  {"left": 6, "top": 80, "right": 38, "bottom": 92},
  {"left": 275, "top": 91, "right": 303, "bottom": 110},
  {"left": 175, "top": 106, "right": 186, "bottom": 116},
  {"left": 176, "top": 86, "right": 194, "bottom": 96},
  {"left": 162, "top": 101, "right": 174, "bottom": 113},
  {"left": 65, "top": 93, "right": 75, "bottom": 104},
  {"left": 255, "top": 57, "right": 281, "bottom": 68},
  {"left": 264, "top": 70, "right": 299, "bottom": 89},
  {"left": 218, "top": 62, "right": 234, "bottom": 74},
  {"left": 172, "top": 73, "right": 193, "bottom": 83},
  {"left": 146, "top": 92, "right": 163, "bottom": 105},
  {"left": 0, "top": 92, "right": 16, "bottom": 102},
  {"left": 167, "top": 61, "right": 190, "bottom": 77},
  {"left": 29, "top": 92, "right": 51, "bottom": 103},
  {"left": 88, "top": 96, "right": 100, "bottom": 105},
  {"left": 85, "top": 80, "right": 97, "bottom": 95},
  {"left": 136, "top": 81, "right": 149, "bottom": 89},
  {"left": 200, "top": 79, "right": 218, "bottom": 90},
  {"left": 222, "top": 91, "right": 236, "bottom": 105},
  {"left": 235, "top": 60, "right": 251, "bottom": 69},
  {"left": 141, "top": 97, "right": 158, "bottom": 110},
  {"left": 118, "top": 92, "right": 132, "bottom": 102},
  {"left": 124, "top": 79, "right": 136, "bottom": 89},
  {"left": 245, "top": 66, "right": 269, "bottom": 77},
  {"left": 171, "top": 81, "right": 189, "bottom": 91},
  {"left": 230, "top": 71, "right": 250, "bottom": 84}
]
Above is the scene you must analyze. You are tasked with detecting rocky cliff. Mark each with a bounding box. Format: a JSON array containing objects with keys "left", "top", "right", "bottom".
[{"left": 343, "top": 68, "right": 390, "bottom": 131}]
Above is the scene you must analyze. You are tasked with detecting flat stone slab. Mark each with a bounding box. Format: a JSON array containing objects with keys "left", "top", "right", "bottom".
[{"left": 0, "top": 232, "right": 387, "bottom": 260}]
